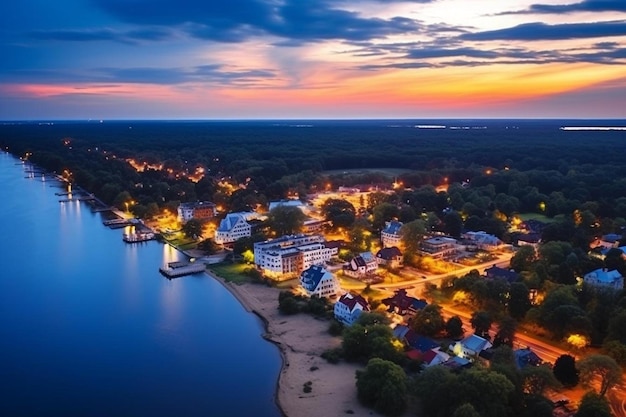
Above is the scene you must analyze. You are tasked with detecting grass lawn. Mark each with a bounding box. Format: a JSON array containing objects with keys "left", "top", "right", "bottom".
[{"left": 209, "top": 262, "right": 255, "bottom": 284}]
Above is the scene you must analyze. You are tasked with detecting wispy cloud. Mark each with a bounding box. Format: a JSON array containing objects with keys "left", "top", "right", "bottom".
[
  {"left": 462, "top": 20, "right": 626, "bottom": 41},
  {"left": 502, "top": 0, "right": 626, "bottom": 15}
]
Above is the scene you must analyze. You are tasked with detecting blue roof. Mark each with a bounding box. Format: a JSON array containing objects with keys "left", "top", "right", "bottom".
[
  {"left": 300, "top": 265, "right": 328, "bottom": 292},
  {"left": 411, "top": 299, "right": 428, "bottom": 310},
  {"left": 461, "top": 334, "right": 490, "bottom": 352},
  {"left": 383, "top": 220, "right": 403, "bottom": 235},
  {"left": 393, "top": 325, "right": 410, "bottom": 339},
  {"left": 514, "top": 348, "right": 542, "bottom": 369},
  {"left": 216, "top": 213, "right": 244, "bottom": 232},
  {"left": 406, "top": 332, "right": 439, "bottom": 353}
]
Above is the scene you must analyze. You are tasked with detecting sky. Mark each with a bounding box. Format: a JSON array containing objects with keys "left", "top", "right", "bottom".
[{"left": 1, "top": 0, "right": 625, "bottom": 119}]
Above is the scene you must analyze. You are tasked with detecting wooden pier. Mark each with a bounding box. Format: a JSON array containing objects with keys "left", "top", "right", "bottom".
[{"left": 159, "top": 261, "right": 206, "bottom": 278}]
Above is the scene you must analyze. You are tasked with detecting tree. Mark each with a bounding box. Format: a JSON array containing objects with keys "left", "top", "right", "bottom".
[
  {"left": 452, "top": 403, "right": 481, "bottom": 417},
  {"left": 453, "top": 368, "right": 515, "bottom": 417},
  {"left": 321, "top": 198, "right": 356, "bottom": 229},
  {"left": 266, "top": 205, "right": 305, "bottom": 236},
  {"left": 470, "top": 311, "right": 493, "bottom": 339},
  {"left": 521, "top": 365, "right": 560, "bottom": 396},
  {"left": 508, "top": 282, "right": 531, "bottom": 320},
  {"left": 553, "top": 354, "right": 579, "bottom": 387},
  {"left": 577, "top": 354, "right": 622, "bottom": 397},
  {"left": 400, "top": 219, "right": 426, "bottom": 253},
  {"left": 445, "top": 315, "right": 464, "bottom": 340},
  {"left": 356, "top": 358, "right": 408, "bottom": 416},
  {"left": 510, "top": 245, "right": 537, "bottom": 272},
  {"left": 493, "top": 316, "right": 517, "bottom": 348},
  {"left": 443, "top": 211, "right": 463, "bottom": 238},
  {"left": 410, "top": 304, "right": 444, "bottom": 337},
  {"left": 575, "top": 392, "right": 612, "bottom": 417},
  {"left": 606, "top": 309, "right": 626, "bottom": 344},
  {"left": 182, "top": 218, "right": 203, "bottom": 238},
  {"left": 602, "top": 340, "right": 626, "bottom": 367},
  {"left": 372, "top": 202, "right": 400, "bottom": 230},
  {"left": 413, "top": 365, "right": 458, "bottom": 417}
]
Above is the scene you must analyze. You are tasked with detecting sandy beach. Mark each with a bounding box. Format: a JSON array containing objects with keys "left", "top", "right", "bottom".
[{"left": 206, "top": 270, "right": 385, "bottom": 417}]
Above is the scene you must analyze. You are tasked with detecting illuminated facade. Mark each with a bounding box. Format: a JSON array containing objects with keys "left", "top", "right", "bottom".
[
  {"left": 177, "top": 201, "right": 216, "bottom": 223},
  {"left": 300, "top": 265, "right": 339, "bottom": 298},
  {"left": 381, "top": 220, "right": 403, "bottom": 248},
  {"left": 214, "top": 213, "right": 252, "bottom": 244},
  {"left": 253, "top": 234, "right": 336, "bottom": 279}
]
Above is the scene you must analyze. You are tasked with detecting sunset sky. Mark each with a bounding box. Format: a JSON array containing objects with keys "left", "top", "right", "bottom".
[{"left": 1, "top": 0, "right": 625, "bottom": 119}]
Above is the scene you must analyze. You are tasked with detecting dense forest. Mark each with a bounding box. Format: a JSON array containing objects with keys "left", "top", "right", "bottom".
[{"left": 3, "top": 119, "right": 626, "bottom": 416}]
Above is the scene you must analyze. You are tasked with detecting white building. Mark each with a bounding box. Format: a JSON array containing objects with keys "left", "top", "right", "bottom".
[
  {"left": 583, "top": 268, "right": 624, "bottom": 290},
  {"left": 419, "top": 236, "right": 460, "bottom": 259},
  {"left": 462, "top": 231, "right": 503, "bottom": 251},
  {"left": 300, "top": 265, "right": 339, "bottom": 298},
  {"left": 334, "top": 293, "right": 370, "bottom": 325},
  {"left": 343, "top": 252, "right": 378, "bottom": 278},
  {"left": 214, "top": 213, "right": 252, "bottom": 245},
  {"left": 177, "top": 201, "right": 216, "bottom": 223},
  {"left": 254, "top": 234, "right": 335, "bottom": 279},
  {"left": 381, "top": 220, "right": 403, "bottom": 248}
]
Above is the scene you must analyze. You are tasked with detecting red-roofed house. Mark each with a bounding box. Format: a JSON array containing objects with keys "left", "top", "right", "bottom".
[{"left": 334, "top": 292, "right": 370, "bottom": 326}]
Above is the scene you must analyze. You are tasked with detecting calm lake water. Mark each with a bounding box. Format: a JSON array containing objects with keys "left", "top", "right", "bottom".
[{"left": 0, "top": 152, "right": 283, "bottom": 417}]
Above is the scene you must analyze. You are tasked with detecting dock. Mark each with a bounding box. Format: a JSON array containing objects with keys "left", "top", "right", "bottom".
[
  {"left": 159, "top": 261, "right": 206, "bottom": 278},
  {"left": 123, "top": 232, "right": 155, "bottom": 243}
]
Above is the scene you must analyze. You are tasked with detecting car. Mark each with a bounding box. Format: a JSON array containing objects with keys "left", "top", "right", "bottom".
[{"left": 421, "top": 275, "right": 427, "bottom": 279}]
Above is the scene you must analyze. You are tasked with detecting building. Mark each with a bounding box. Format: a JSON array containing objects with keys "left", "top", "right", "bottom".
[
  {"left": 268, "top": 199, "right": 308, "bottom": 213},
  {"left": 462, "top": 231, "right": 503, "bottom": 251},
  {"left": 343, "top": 252, "right": 377, "bottom": 278},
  {"left": 452, "top": 334, "right": 493, "bottom": 359},
  {"left": 254, "top": 234, "right": 335, "bottom": 279},
  {"left": 214, "top": 213, "right": 252, "bottom": 245},
  {"left": 382, "top": 289, "right": 428, "bottom": 315},
  {"left": 375, "top": 246, "right": 403, "bottom": 269},
  {"left": 484, "top": 265, "right": 519, "bottom": 283},
  {"left": 177, "top": 201, "right": 216, "bottom": 223},
  {"left": 300, "top": 265, "right": 339, "bottom": 298},
  {"left": 334, "top": 293, "right": 370, "bottom": 326},
  {"left": 419, "top": 236, "right": 460, "bottom": 259},
  {"left": 583, "top": 268, "right": 624, "bottom": 290},
  {"left": 381, "top": 220, "right": 403, "bottom": 248}
]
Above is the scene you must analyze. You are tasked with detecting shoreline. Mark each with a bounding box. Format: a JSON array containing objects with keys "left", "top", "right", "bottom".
[{"left": 206, "top": 269, "right": 386, "bottom": 417}]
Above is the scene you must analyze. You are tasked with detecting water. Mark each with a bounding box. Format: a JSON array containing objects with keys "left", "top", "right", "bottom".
[{"left": 0, "top": 153, "right": 283, "bottom": 417}]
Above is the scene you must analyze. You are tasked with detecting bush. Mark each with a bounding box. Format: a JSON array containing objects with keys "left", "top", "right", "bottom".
[
  {"left": 322, "top": 348, "right": 342, "bottom": 364},
  {"left": 328, "top": 320, "right": 344, "bottom": 336}
]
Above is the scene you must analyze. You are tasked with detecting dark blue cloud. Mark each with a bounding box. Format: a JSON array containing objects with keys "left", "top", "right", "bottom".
[
  {"left": 93, "top": 0, "right": 421, "bottom": 43},
  {"left": 28, "top": 27, "right": 173, "bottom": 43},
  {"left": 0, "top": 64, "right": 277, "bottom": 86},
  {"left": 462, "top": 20, "right": 626, "bottom": 41},
  {"left": 407, "top": 47, "right": 499, "bottom": 59},
  {"left": 506, "top": 0, "right": 626, "bottom": 14}
]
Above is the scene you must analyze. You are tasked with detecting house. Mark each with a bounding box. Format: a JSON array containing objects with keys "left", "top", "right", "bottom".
[
  {"left": 419, "top": 236, "right": 460, "bottom": 259},
  {"left": 382, "top": 289, "right": 427, "bottom": 315},
  {"left": 514, "top": 348, "right": 542, "bottom": 369},
  {"left": 214, "top": 213, "right": 252, "bottom": 245},
  {"left": 484, "top": 265, "right": 519, "bottom": 283},
  {"left": 419, "top": 348, "right": 451, "bottom": 367},
  {"left": 462, "top": 231, "right": 503, "bottom": 251},
  {"left": 254, "top": 234, "right": 336, "bottom": 279},
  {"left": 452, "top": 334, "right": 493, "bottom": 358},
  {"left": 381, "top": 220, "right": 403, "bottom": 248},
  {"left": 268, "top": 199, "right": 308, "bottom": 213},
  {"left": 405, "top": 331, "right": 440, "bottom": 353},
  {"left": 583, "top": 268, "right": 624, "bottom": 290},
  {"left": 334, "top": 292, "right": 370, "bottom": 326},
  {"left": 375, "top": 246, "right": 403, "bottom": 269},
  {"left": 177, "top": 201, "right": 216, "bottom": 223},
  {"left": 517, "top": 233, "right": 541, "bottom": 249},
  {"left": 343, "top": 252, "right": 377, "bottom": 278},
  {"left": 302, "top": 219, "right": 326, "bottom": 233},
  {"left": 300, "top": 265, "right": 339, "bottom": 298}
]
